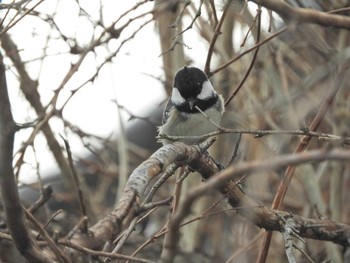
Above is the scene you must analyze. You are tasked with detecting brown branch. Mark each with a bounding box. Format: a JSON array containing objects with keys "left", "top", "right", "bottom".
[
  {"left": 257, "top": 57, "right": 350, "bottom": 263},
  {"left": 0, "top": 0, "right": 45, "bottom": 35},
  {"left": 250, "top": 0, "right": 350, "bottom": 29},
  {"left": 204, "top": 0, "right": 232, "bottom": 75},
  {"left": 209, "top": 26, "right": 287, "bottom": 77},
  {"left": 0, "top": 6, "right": 153, "bottom": 184},
  {"left": 61, "top": 136, "right": 88, "bottom": 233},
  {"left": 65, "top": 139, "right": 350, "bottom": 262},
  {"left": 24, "top": 208, "right": 72, "bottom": 263},
  {"left": 28, "top": 185, "right": 53, "bottom": 214},
  {"left": 175, "top": 0, "right": 203, "bottom": 36},
  {"left": 0, "top": 30, "right": 74, "bottom": 185},
  {"left": 208, "top": 0, "right": 218, "bottom": 26},
  {"left": 68, "top": 140, "right": 213, "bottom": 251},
  {"left": 0, "top": 51, "right": 49, "bottom": 262},
  {"left": 59, "top": 239, "right": 155, "bottom": 263},
  {"left": 161, "top": 148, "right": 350, "bottom": 262},
  {"left": 225, "top": 6, "right": 262, "bottom": 106},
  {"left": 158, "top": 128, "right": 350, "bottom": 145},
  {"left": 130, "top": 198, "right": 226, "bottom": 261}
]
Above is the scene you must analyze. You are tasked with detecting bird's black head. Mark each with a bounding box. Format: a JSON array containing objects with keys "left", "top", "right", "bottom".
[{"left": 174, "top": 66, "right": 208, "bottom": 99}]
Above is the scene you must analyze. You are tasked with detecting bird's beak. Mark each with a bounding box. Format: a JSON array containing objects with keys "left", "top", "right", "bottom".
[{"left": 188, "top": 99, "right": 195, "bottom": 110}]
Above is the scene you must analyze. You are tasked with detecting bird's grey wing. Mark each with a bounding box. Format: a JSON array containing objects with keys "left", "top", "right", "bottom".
[{"left": 162, "top": 97, "right": 174, "bottom": 125}]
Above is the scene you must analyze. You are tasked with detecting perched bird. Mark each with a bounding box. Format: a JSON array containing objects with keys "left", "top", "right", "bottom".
[{"left": 158, "top": 66, "right": 224, "bottom": 145}]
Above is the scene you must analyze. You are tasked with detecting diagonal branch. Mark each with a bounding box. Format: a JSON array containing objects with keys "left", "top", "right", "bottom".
[
  {"left": 65, "top": 139, "right": 350, "bottom": 261},
  {"left": 204, "top": 0, "right": 232, "bottom": 75},
  {"left": 0, "top": 30, "right": 74, "bottom": 185},
  {"left": 68, "top": 140, "right": 213, "bottom": 251},
  {"left": 250, "top": 0, "right": 350, "bottom": 29},
  {"left": 257, "top": 56, "right": 350, "bottom": 263},
  {"left": 0, "top": 51, "right": 50, "bottom": 262},
  {"left": 161, "top": 148, "right": 350, "bottom": 262}
]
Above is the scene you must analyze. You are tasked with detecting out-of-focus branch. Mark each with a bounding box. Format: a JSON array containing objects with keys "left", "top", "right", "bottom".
[
  {"left": 204, "top": 0, "right": 232, "bottom": 75},
  {"left": 225, "top": 6, "right": 261, "bottom": 106},
  {"left": 24, "top": 208, "right": 71, "bottom": 263},
  {"left": 0, "top": 30, "right": 74, "bottom": 185},
  {"left": 155, "top": 0, "right": 185, "bottom": 94},
  {"left": 68, "top": 140, "right": 212, "bottom": 251},
  {"left": 158, "top": 128, "right": 350, "bottom": 145},
  {"left": 28, "top": 185, "right": 53, "bottom": 214},
  {"left": 250, "top": 0, "right": 350, "bottom": 29},
  {"left": 61, "top": 136, "right": 88, "bottom": 233},
  {"left": 0, "top": 0, "right": 45, "bottom": 35},
  {"left": 68, "top": 139, "right": 350, "bottom": 261},
  {"left": 59, "top": 240, "right": 154, "bottom": 263},
  {"left": 257, "top": 56, "right": 350, "bottom": 263},
  {"left": 0, "top": 52, "right": 49, "bottom": 262},
  {"left": 210, "top": 26, "right": 287, "bottom": 77},
  {"left": 161, "top": 148, "right": 350, "bottom": 262}
]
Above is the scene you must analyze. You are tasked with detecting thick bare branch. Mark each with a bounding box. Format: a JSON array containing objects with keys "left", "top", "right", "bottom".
[
  {"left": 257, "top": 54, "right": 350, "bottom": 263},
  {"left": 69, "top": 141, "right": 212, "bottom": 250},
  {"left": 0, "top": 51, "right": 50, "bottom": 262},
  {"left": 250, "top": 0, "right": 350, "bottom": 29},
  {"left": 0, "top": 30, "right": 74, "bottom": 185},
  {"left": 161, "top": 148, "right": 350, "bottom": 262}
]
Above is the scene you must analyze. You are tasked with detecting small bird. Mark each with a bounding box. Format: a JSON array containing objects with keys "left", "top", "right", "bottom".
[{"left": 158, "top": 66, "right": 224, "bottom": 145}]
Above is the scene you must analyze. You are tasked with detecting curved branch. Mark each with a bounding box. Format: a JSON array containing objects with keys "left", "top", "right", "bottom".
[
  {"left": 250, "top": 0, "right": 350, "bottom": 29},
  {"left": 257, "top": 54, "right": 350, "bottom": 263},
  {"left": 225, "top": 6, "right": 262, "bottom": 106},
  {"left": 0, "top": 30, "right": 74, "bottom": 185},
  {"left": 161, "top": 148, "right": 350, "bottom": 262},
  {"left": 66, "top": 138, "right": 350, "bottom": 262},
  {"left": 69, "top": 140, "right": 213, "bottom": 250}
]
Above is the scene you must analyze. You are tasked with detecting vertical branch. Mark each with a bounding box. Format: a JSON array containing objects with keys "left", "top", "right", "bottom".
[
  {"left": 225, "top": 6, "right": 262, "bottom": 106},
  {"left": 0, "top": 52, "right": 49, "bottom": 262},
  {"left": 155, "top": 0, "right": 186, "bottom": 94},
  {"left": 256, "top": 59, "right": 350, "bottom": 263},
  {"left": 61, "top": 136, "right": 88, "bottom": 233},
  {"left": 116, "top": 103, "right": 129, "bottom": 204},
  {"left": 204, "top": 0, "right": 232, "bottom": 75},
  {"left": 0, "top": 30, "right": 74, "bottom": 186}
]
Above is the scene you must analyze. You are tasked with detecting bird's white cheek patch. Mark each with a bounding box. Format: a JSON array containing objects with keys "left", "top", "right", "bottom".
[
  {"left": 171, "top": 87, "right": 186, "bottom": 104},
  {"left": 197, "top": 80, "right": 214, "bottom": 100}
]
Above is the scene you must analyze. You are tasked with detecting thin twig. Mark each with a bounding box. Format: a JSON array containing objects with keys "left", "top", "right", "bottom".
[
  {"left": 226, "top": 133, "right": 242, "bottom": 166},
  {"left": 60, "top": 239, "right": 155, "bottom": 263},
  {"left": 66, "top": 216, "right": 88, "bottom": 240},
  {"left": 142, "top": 163, "right": 180, "bottom": 205},
  {"left": 176, "top": 166, "right": 193, "bottom": 184},
  {"left": 256, "top": 58, "right": 350, "bottom": 263},
  {"left": 138, "top": 196, "right": 173, "bottom": 213},
  {"left": 225, "top": 6, "right": 262, "bottom": 106},
  {"left": 28, "top": 185, "right": 53, "bottom": 214},
  {"left": 204, "top": 0, "right": 232, "bottom": 75},
  {"left": 36, "top": 209, "right": 63, "bottom": 240},
  {"left": 158, "top": 128, "right": 350, "bottom": 144},
  {"left": 1, "top": 0, "right": 45, "bottom": 35},
  {"left": 175, "top": 0, "right": 204, "bottom": 36},
  {"left": 24, "top": 208, "right": 72, "bottom": 263},
  {"left": 108, "top": 217, "right": 140, "bottom": 257},
  {"left": 195, "top": 105, "right": 223, "bottom": 130},
  {"left": 208, "top": 0, "right": 218, "bottom": 26},
  {"left": 209, "top": 26, "right": 287, "bottom": 77},
  {"left": 171, "top": 166, "right": 184, "bottom": 213},
  {"left": 161, "top": 148, "right": 350, "bottom": 263},
  {"left": 60, "top": 135, "right": 88, "bottom": 233},
  {"left": 250, "top": 0, "right": 350, "bottom": 29},
  {"left": 0, "top": 50, "right": 49, "bottom": 262}
]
